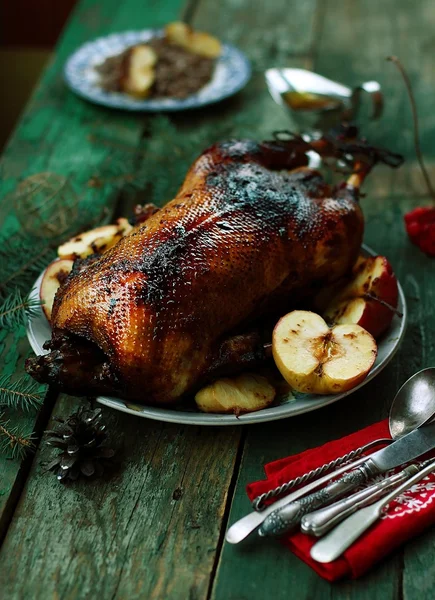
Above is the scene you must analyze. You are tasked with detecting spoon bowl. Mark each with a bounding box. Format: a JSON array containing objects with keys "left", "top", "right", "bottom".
[
  {"left": 389, "top": 367, "right": 435, "bottom": 439},
  {"left": 226, "top": 368, "right": 435, "bottom": 543}
]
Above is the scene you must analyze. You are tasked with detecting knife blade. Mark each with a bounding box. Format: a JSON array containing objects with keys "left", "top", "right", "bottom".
[
  {"left": 369, "top": 420, "right": 435, "bottom": 470},
  {"left": 225, "top": 453, "right": 370, "bottom": 544},
  {"left": 258, "top": 420, "right": 435, "bottom": 537},
  {"left": 310, "top": 458, "right": 435, "bottom": 563}
]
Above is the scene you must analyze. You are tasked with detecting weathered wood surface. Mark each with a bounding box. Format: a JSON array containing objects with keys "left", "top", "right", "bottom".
[
  {"left": 208, "top": 0, "right": 435, "bottom": 599},
  {"left": 1, "top": 0, "right": 435, "bottom": 598},
  {"left": 0, "top": 396, "right": 240, "bottom": 600},
  {"left": 0, "top": 0, "right": 187, "bottom": 543},
  {"left": 0, "top": 0, "right": 248, "bottom": 596}
]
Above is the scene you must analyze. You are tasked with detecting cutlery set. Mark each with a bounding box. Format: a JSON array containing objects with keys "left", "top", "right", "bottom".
[{"left": 226, "top": 368, "right": 435, "bottom": 562}]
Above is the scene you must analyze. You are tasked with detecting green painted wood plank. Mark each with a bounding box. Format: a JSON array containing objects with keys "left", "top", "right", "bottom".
[
  {"left": 0, "top": 1, "right": 250, "bottom": 598},
  {"left": 0, "top": 0, "right": 188, "bottom": 541},
  {"left": 0, "top": 396, "right": 241, "bottom": 600},
  {"left": 212, "top": 1, "right": 435, "bottom": 598},
  {"left": 192, "top": 0, "right": 317, "bottom": 70},
  {"left": 313, "top": 0, "right": 435, "bottom": 202},
  {"left": 403, "top": 529, "right": 435, "bottom": 600}
]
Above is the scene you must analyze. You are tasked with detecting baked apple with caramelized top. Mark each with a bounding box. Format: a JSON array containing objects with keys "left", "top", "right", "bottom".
[
  {"left": 272, "top": 311, "right": 377, "bottom": 395},
  {"left": 40, "top": 259, "right": 74, "bottom": 322},
  {"left": 323, "top": 255, "right": 398, "bottom": 339},
  {"left": 57, "top": 218, "right": 132, "bottom": 260},
  {"left": 195, "top": 373, "right": 276, "bottom": 414},
  {"left": 41, "top": 218, "right": 133, "bottom": 322}
]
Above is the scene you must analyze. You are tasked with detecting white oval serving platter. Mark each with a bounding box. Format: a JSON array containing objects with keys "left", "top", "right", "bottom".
[{"left": 27, "top": 245, "right": 407, "bottom": 426}]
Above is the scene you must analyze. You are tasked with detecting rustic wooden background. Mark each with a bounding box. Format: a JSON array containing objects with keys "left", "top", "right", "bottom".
[{"left": 1, "top": 0, "right": 435, "bottom": 598}]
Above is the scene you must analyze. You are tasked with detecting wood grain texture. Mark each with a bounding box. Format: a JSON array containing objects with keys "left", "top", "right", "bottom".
[
  {"left": 192, "top": 0, "right": 317, "bottom": 71},
  {"left": 314, "top": 0, "right": 435, "bottom": 201},
  {"left": 2, "top": 0, "right": 435, "bottom": 598},
  {"left": 0, "top": 327, "right": 50, "bottom": 541},
  {"left": 0, "top": 396, "right": 240, "bottom": 599},
  {"left": 0, "top": 0, "right": 188, "bottom": 566},
  {"left": 212, "top": 1, "right": 435, "bottom": 599},
  {"left": 0, "top": 0, "right": 245, "bottom": 598},
  {"left": 0, "top": 0, "right": 141, "bottom": 539}
]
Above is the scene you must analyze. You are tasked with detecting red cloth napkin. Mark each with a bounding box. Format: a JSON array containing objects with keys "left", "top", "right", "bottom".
[{"left": 247, "top": 420, "right": 435, "bottom": 581}]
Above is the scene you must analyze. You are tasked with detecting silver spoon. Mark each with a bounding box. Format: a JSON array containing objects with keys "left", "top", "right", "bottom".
[
  {"left": 253, "top": 368, "right": 435, "bottom": 513},
  {"left": 389, "top": 367, "right": 435, "bottom": 438},
  {"left": 301, "top": 368, "right": 435, "bottom": 536},
  {"left": 226, "top": 368, "right": 435, "bottom": 544}
]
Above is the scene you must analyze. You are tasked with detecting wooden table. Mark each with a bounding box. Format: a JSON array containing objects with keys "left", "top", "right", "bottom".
[{"left": 1, "top": 0, "right": 435, "bottom": 597}]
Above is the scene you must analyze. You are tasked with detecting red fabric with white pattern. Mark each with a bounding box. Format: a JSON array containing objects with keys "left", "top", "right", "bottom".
[{"left": 246, "top": 420, "right": 435, "bottom": 581}]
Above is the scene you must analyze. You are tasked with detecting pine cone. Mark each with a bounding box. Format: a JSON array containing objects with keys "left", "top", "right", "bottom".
[{"left": 44, "top": 407, "right": 115, "bottom": 482}]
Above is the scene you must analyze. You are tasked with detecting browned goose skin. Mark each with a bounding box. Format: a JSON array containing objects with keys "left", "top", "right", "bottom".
[{"left": 26, "top": 129, "right": 402, "bottom": 405}]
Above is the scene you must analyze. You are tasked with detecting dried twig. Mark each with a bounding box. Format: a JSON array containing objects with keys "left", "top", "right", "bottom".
[{"left": 387, "top": 55, "right": 435, "bottom": 201}]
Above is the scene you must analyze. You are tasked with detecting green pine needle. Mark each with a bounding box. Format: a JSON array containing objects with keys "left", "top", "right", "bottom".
[
  {"left": 0, "top": 375, "right": 45, "bottom": 412},
  {"left": 0, "top": 416, "right": 35, "bottom": 459},
  {"left": 0, "top": 289, "right": 42, "bottom": 330},
  {"left": 0, "top": 233, "right": 55, "bottom": 297}
]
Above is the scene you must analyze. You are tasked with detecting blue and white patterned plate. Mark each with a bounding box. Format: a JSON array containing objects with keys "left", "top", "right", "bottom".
[
  {"left": 64, "top": 29, "right": 251, "bottom": 111},
  {"left": 27, "top": 245, "right": 406, "bottom": 426}
]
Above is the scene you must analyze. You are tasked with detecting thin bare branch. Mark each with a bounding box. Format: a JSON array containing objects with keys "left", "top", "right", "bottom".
[{"left": 387, "top": 55, "right": 435, "bottom": 200}]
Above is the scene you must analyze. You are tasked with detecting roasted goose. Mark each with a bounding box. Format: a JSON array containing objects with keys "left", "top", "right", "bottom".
[{"left": 26, "top": 129, "right": 402, "bottom": 404}]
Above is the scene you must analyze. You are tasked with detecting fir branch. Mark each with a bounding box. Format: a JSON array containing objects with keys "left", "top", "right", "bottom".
[
  {"left": 0, "top": 244, "right": 53, "bottom": 294},
  {"left": 0, "top": 416, "right": 35, "bottom": 459},
  {"left": 0, "top": 289, "right": 42, "bottom": 330},
  {"left": 0, "top": 232, "right": 56, "bottom": 297},
  {"left": 0, "top": 375, "right": 45, "bottom": 411}
]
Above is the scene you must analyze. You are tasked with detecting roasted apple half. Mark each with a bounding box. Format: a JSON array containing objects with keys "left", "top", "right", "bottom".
[
  {"left": 165, "top": 22, "right": 222, "bottom": 58},
  {"left": 40, "top": 259, "right": 74, "bottom": 322},
  {"left": 120, "top": 45, "right": 157, "bottom": 98},
  {"left": 272, "top": 310, "right": 377, "bottom": 395},
  {"left": 323, "top": 255, "right": 398, "bottom": 339},
  {"left": 195, "top": 373, "right": 276, "bottom": 415},
  {"left": 57, "top": 218, "right": 132, "bottom": 260}
]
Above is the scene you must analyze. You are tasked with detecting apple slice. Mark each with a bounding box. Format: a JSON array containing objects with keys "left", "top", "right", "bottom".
[
  {"left": 272, "top": 310, "right": 377, "bottom": 395},
  {"left": 120, "top": 45, "right": 157, "bottom": 98},
  {"left": 195, "top": 373, "right": 276, "bottom": 415},
  {"left": 40, "top": 259, "right": 74, "bottom": 322},
  {"left": 165, "top": 22, "right": 221, "bottom": 58},
  {"left": 187, "top": 32, "right": 222, "bottom": 58},
  {"left": 57, "top": 218, "right": 132, "bottom": 260},
  {"left": 323, "top": 255, "right": 398, "bottom": 338}
]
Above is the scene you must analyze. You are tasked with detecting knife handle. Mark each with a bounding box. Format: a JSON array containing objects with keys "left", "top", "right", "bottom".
[
  {"left": 310, "top": 462, "right": 435, "bottom": 564},
  {"left": 300, "top": 468, "right": 412, "bottom": 537},
  {"left": 251, "top": 437, "right": 392, "bottom": 511},
  {"left": 258, "top": 460, "right": 378, "bottom": 537}
]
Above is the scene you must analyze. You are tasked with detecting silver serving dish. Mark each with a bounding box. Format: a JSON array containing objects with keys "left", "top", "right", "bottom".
[{"left": 266, "top": 68, "right": 383, "bottom": 132}]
